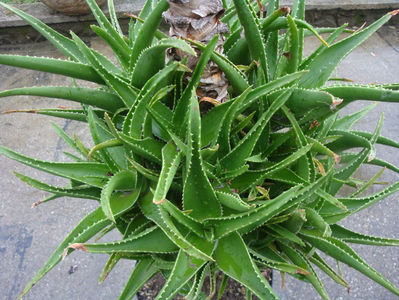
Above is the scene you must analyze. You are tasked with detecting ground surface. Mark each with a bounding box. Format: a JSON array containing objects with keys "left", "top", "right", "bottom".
[{"left": 0, "top": 19, "right": 399, "bottom": 300}]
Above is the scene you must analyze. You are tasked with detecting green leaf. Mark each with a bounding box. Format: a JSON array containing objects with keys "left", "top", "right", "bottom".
[
  {"left": 232, "top": 0, "right": 268, "bottom": 80},
  {"left": 100, "top": 170, "right": 141, "bottom": 222},
  {"left": 316, "top": 189, "right": 347, "bottom": 212},
  {"left": 0, "top": 146, "right": 109, "bottom": 188},
  {"left": 0, "top": 54, "right": 103, "bottom": 84},
  {"left": 264, "top": 11, "right": 279, "bottom": 79},
  {"left": 71, "top": 32, "right": 136, "bottom": 108},
  {"left": 155, "top": 234, "right": 214, "bottom": 300},
  {"left": 299, "top": 12, "right": 395, "bottom": 88},
  {"left": 238, "top": 170, "right": 331, "bottom": 236},
  {"left": 351, "top": 131, "right": 399, "bottom": 149},
  {"left": 339, "top": 153, "right": 399, "bottom": 174},
  {"left": 85, "top": 0, "right": 127, "bottom": 49},
  {"left": 330, "top": 114, "right": 383, "bottom": 194},
  {"left": 231, "top": 144, "right": 313, "bottom": 192},
  {"left": 350, "top": 167, "right": 386, "bottom": 197},
  {"left": 214, "top": 232, "right": 279, "bottom": 300},
  {"left": 88, "top": 107, "right": 127, "bottom": 172},
  {"left": 305, "top": 208, "right": 332, "bottom": 237},
  {"left": 173, "top": 36, "right": 218, "bottom": 132},
  {"left": 282, "top": 105, "right": 315, "bottom": 182},
  {"left": 185, "top": 38, "right": 249, "bottom": 95},
  {"left": 277, "top": 242, "right": 330, "bottom": 300},
  {"left": 130, "top": 0, "right": 169, "bottom": 72},
  {"left": 18, "top": 207, "right": 110, "bottom": 300},
  {"left": 266, "top": 224, "right": 305, "bottom": 246},
  {"left": 69, "top": 226, "right": 179, "bottom": 254},
  {"left": 120, "top": 134, "right": 164, "bottom": 164},
  {"left": 183, "top": 92, "right": 222, "bottom": 220},
  {"left": 217, "top": 87, "right": 252, "bottom": 156},
  {"left": 220, "top": 89, "right": 292, "bottom": 170},
  {"left": 132, "top": 38, "right": 196, "bottom": 88},
  {"left": 308, "top": 250, "right": 349, "bottom": 288},
  {"left": 215, "top": 191, "right": 254, "bottom": 212},
  {"left": 104, "top": 113, "right": 164, "bottom": 164},
  {"left": 87, "top": 138, "right": 123, "bottom": 161},
  {"left": 205, "top": 185, "right": 301, "bottom": 239},
  {"left": 300, "top": 24, "right": 348, "bottom": 70},
  {"left": 51, "top": 122, "right": 85, "bottom": 157},
  {"left": 322, "top": 84, "right": 399, "bottom": 106},
  {"left": 147, "top": 95, "right": 176, "bottom": 141},
  {"left": 3, "top": 108, "right": 88, "bottom": 123},
  {"left": 326, "top": 130, "right": 371, "bottom": 153},
  {"left": 107, "top": 0, "right": 123, "bottom": 36},
  {"left": 99, "top": 253, "right": 121, "bottom": 283},
  {"left": 118, "top": 258, "right": 158, "bottom": 300},
  {"left": 331, "top": 102, "right": 377, "bottom": 131},
  {"left": 301, "top": 231, "right": 399, "bottom": 296},
  {"left": 331, "top": 224, "right": 399, "bottom": 246},
  {"left": 90, "top": 25, "right": 130, "bottom": 70},
  {"left": 200, "top": 101, "right": 232, "bottom": 147},
  {"left": 14, "top": 172, "right": 101, "bottom": 200},
  {"left": 0, "top": 2, "right": 86, "bottom": 62},
  {"left": 321, "top": 181, "right": 399, "bottom": 223},
  {"left": 280, "top": 88, "right": 335, "bottom": 116},
  {"left": 250, "top": 248, "right": 310, "bottom": 276},
  {"left": 153, "top": 141, "right": 182, "bottom": 204},
  {"left": 201, "top": 71, "right": 306, "bottom": 147},
  {"left": 186, "top": 265, "right": 208, "bottom": 300},
  {"left": 286, "top": 14, "right": 300, "bottom": 74},
  {"left": 160, "top": 200, "right": 205, "bottom": 238},
  {"left": 140, "top": 191, "right": 214, "bottom": 261},
  {"left": 231, "top": 111, "right": 256, "bottom": 135},
  {"left": 127, "top": 62, "right": 178, "bottom": 138}
]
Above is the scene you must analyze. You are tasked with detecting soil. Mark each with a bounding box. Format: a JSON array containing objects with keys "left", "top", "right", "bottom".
[{"left": 137, "top": 269, "right": 273, "bottom": 300}]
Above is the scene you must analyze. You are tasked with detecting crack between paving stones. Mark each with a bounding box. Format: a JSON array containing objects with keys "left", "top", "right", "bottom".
[{"left": 377, "top": 31, "right": 399, "bottom": 55}]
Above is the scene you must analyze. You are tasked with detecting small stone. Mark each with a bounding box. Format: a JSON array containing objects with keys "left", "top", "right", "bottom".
[{"left": 68, "top": 264, "right": 78, "bottom": 274}]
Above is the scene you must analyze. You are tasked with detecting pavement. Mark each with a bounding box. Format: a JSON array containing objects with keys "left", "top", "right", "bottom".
[{"left": 0, "top": 3, "right": 399, "bottom": 300}]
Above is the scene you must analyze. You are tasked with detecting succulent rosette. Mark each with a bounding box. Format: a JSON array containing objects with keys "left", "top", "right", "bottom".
[{"left": 1, "top": 0, "right": 399, "bottom": 299}]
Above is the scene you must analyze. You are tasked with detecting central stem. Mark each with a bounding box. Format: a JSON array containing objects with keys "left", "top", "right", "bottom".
[{"left": 163, "top": 0, "right": 230, "bottom": 102}]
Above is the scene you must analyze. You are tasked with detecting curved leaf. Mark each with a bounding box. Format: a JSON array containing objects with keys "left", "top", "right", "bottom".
[
  {"left": 100, "top": 170, "right": 141, "bottom": 222},
  {"left": 18, "top": 207, "right": 110, "bottom": 299},
  {"left": 214, "top": 232, "right": 278, "bottom": 300},
  {"left": 301, "top": 231, "right": 399, "bottom": 296}
]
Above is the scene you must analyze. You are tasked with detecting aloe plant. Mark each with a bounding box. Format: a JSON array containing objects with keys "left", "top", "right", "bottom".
[{"left": 1, "top": 0, "right": 399, "bottom": 299}]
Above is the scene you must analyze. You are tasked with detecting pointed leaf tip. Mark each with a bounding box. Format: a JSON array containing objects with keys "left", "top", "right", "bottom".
[
  {"left": 2, "top": 109, "right": 38, "bottom": 114},
  {"left": 62, "top": 243, "right": 87, "bottom": 260},
  {"left": 31, "top": 200, "right": 43, "bottom": 208},
  {"left": 333, "top": 98, "right": 343, "bottom": 106},
  {"left": 153, "top": 198, "right": 166, "bottom": 205},
  {"left": 280, "top": 6, "right": 291, "bottom": 14},
  {"left": 389, "top": 9, "right": 399, "bottom": 16},
  {"left": 296, "top": 269, "right": 311, "bottom": 275}
]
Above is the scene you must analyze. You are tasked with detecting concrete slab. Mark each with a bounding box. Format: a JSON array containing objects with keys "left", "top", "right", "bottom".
[{"left": 0, "top": 16, "right": 399, "bottom": 300}]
